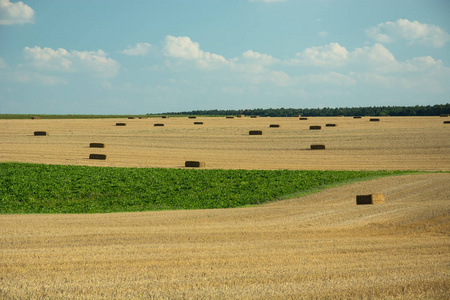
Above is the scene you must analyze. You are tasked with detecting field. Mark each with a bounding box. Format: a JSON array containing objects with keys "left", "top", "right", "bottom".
[
  {"left": 1, "top": 116, "right": 449, "bottom": 299},
  {"left": 1, "top": 116, "right": 449, "bottom": 170}
]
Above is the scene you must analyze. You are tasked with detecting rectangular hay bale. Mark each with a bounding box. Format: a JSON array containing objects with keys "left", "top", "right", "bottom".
[
  {"left": 154, "top": 123, "right": 164, "bottom": 126},
  {"left": 356, "top": 193, "right": 385, "bottom": 205},
  {"left": 269, "top": 124, "right": 280, "bottom": 128},
  {"left": 116, "top": 123, "right": 127, "bottom": 126},
  {"left": 249, "top": 130, "right": 263, "bottom": 135},
  {"left": 326, "top": 124, "right": 337, "bottom": 127},
  {"left": 34, "top": 131, "right": 47, "bottom": 136},
  {"left": 185, "top": 161, "right": 205, "bottom": 168},
  {"left": 89, "top": 154, "right": 107, "bottom": 160},
  {"left": 89, "top": 143, "right": 106, "bottom": 148},
  {"left": 310, "top": 144, "right": 326, "bottom": 150},
  {"left": 309, "top": 126, "right": 322, "bottom": 130},
  {"left": 370, "top": 118, "right": 380, "bottom": 122}
]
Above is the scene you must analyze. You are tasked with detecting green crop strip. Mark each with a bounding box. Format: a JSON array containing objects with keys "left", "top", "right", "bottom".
[{"left": 0, "top": 163, "right": 412, "bottom": 214}]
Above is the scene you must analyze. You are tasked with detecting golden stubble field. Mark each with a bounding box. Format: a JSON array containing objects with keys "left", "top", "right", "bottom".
[
  {"left": 0, "top": 116, "right": 449, "bottom": 170},
  {"left": 1, "top": 116, "right": 450, "bottom": 299}
]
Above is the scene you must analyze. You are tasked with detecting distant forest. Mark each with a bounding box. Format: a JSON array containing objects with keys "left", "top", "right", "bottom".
[{"left": 156, "top": 103, "right": 449, "bottom": 117}]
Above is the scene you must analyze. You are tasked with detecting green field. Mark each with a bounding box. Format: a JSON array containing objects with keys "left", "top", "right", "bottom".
[{"left": 0, "top": 163, "right": 411, "bottom": 214}]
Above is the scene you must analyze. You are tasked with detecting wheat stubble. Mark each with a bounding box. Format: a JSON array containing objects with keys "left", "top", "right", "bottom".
[
  {"left": 0, "top": 116, "right": 449, "bottom": 170},
  {"left": 1, "top": 173, "right": 449, "bottom": 299},
  {"left": 0, "top": 116, "right": 449, "bottom": 299}
]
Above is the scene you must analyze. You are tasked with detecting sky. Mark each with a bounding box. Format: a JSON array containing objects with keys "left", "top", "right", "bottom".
[{"left": 0, "top": 0, "right": 449, "bottom": 114}]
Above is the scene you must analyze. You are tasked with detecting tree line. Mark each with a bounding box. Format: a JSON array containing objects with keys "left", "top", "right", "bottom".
[{"left": 154, "top": 103, "right": 449, "bottom": 117}]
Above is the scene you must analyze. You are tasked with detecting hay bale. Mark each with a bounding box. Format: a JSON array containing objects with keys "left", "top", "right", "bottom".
[
  {"left": 310, "top": 144, "right": 326, "bottom": 150},
  {"left": 250, "top": 115, "right": 258, "bottom": 118},
  {"left": 444, "top": 121, "right": 450, "bottom": 124},
  {"left": 162, "top": 116, "right": 169, "bottom": 118},
  {"left": 128, "top": 117, "right": 136, "bottom": 119},
  {"left": 139, "top": 117, "right": 147, "bottom": 119},
  {"left": 89, "top": 143, "right": 106, "bottom": 148},
  {"left": 194, "top": 122, "right": 203, "bottom": 125},
  {"left": 356, "top": 193, "right": 385, "bottom": 205},
  {"left": 353, "top": 116, "right": 362, "bottom": 119},
  {"left": 188, "top": 116, "right": 197, "bottom": 119},
  {"left": 249, "top": 130, "right": 263, "bottom": 135},
  {"left": 116, "top": 123, "right": 126, "bottom": 126},
  {"left": 226, "top": 116, "right": 235, "bottom": 119},
  {"left": 89, "top": 154, "right": 107, "bottom": 160},
  {"left": 34, "top": 131, "right": 47, "bottom": 136},
  {"left": 237, "top": 115, "right": 243, "bottom": 118},
  {"left": 309, "top": 126, "right": 321, "bottom": 130},
  {"left": 326, "top": 124, "right": 337, "bottom": 127},
  {"left": 269, "top": 124, "right": 280, "bottom": 128},
  {"left": 185, "top": 161, "right": 205, "bottom": 168},
  {"left": 299, "top": 117, "right": 308, "bottom": 120},
  {"left": 154, "top": 123, "right": 164, "bottom": 127},
  {"left": 31, "top": 116, "right": 40, "bottom": 120},
  {"left": 440, "top": 114, "right": 449, "bottom": 117},
  {"left": 370, "top": 118, "right": 380, "bottom": 122}
]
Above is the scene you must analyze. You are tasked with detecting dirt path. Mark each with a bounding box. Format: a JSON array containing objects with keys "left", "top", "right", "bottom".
[{"left": 1, "top": 173, "right": 449, "bottom": 299}]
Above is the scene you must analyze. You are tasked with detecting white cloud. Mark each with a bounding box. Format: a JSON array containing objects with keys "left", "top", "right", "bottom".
[
  {"left": 163, "top": 35, "right": 232, "bottom": 69},
  {"left": 23, "top": 46, "right": 120, "bottom": 77},
  {"left": 295, "top": 43, "right": 348, "bottom": 67},
  {"left": 351, "top": 43, "right": 399, "bottom": 72},
  {"left": 0, "top": 0, "right": 34, "bottom": 25},
  {"left": 242, "top": 50, "right": 279, "bottom": 65},
  {"left": 318, "top": 31, "right": 329, "bottom": 38},
  {"left": 366, "top": 19, "right": 450, "bottom": 48},
  {"left": 120, "top": 42, "right": 151, "bottom": 56}
]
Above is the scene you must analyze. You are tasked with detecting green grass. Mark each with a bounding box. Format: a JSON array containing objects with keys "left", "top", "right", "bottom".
[{"left": 0, "top": 162, "right": 412, "bottom": 214}]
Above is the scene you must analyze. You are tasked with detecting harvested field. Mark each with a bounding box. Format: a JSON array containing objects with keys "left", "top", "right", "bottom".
[
  {"left": 0, "top": 116, "right": 448, "bottom": 170},
  {"left": 1, "top": 116, "right": 449, "bottom": 299},
  {"left": 1, "top": 173, "right": 449, "bottom": 299}
]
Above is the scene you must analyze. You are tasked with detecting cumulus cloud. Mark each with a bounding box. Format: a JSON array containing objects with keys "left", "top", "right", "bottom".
[
  {"left": 295, "top": 43, "right": 348, "bottom": 67},
  {"left": 0, "top": 0, "right": 34, "bottom": 25},
  {"left": 23, "top": 46, "right": 120, "bottom": 77},
  {"left": 351, "top": 43, "right": 399, "bottom": 72},
  {"left": 120, "top": 42, "right": 151, "bottom": 56},
  {"left": 366, "top": 19, "right": 450, "bottom": 48},
  {"left": 163, "top": 35, "right": 232, "bottom": 69},
  {"left": 242, "top": 50, "right": 279, "bottom": 65}
]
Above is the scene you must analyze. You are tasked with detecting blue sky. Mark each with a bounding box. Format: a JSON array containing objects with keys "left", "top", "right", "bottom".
[{"left": 1, "top": 0, "right": 449, "bottom": 114}]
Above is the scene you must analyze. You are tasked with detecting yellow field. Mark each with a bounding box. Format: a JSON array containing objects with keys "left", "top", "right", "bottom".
[
  {"left": 1, "top": 116, "right": 449, "bottom": 299},
  {"left": 1, "top": 116, "right": 449, "bottom": 170}
]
